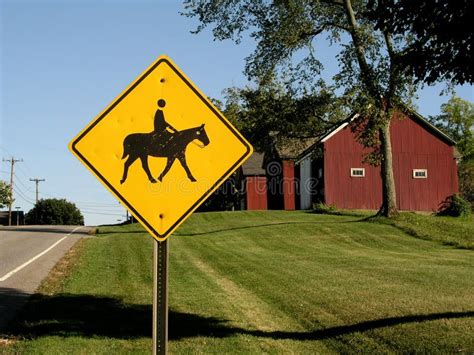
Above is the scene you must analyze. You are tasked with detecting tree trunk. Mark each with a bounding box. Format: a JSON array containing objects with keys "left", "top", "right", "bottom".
[
  {"left": 344, "top": 0, "right": 399, "bottom": 217},
  {"left": 378, "top": 119, "right": 399, "bottom": 217}
]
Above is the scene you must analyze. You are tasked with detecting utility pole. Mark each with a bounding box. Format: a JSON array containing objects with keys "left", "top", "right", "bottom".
[
  {"left": 30, "top": 178, "right": 46, "bottom": 204},
  {"left": 3, "top": 157, "right": 23, "bottom": 226}
]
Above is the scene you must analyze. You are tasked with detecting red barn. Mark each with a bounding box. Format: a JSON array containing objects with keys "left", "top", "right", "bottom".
[
  {"left": 241, "top": 109, "right": 459, "bottom": 212},
  {"left": 318, "top": 110, "right": 459, "bottom": 211},
  {"left": 241, "top": 152, "right": 268, "bottom": 210}
]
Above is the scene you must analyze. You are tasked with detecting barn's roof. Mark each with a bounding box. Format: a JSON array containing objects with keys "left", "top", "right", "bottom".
[
  {"left": 241, "top": 152, "right": 266, "bottom": 176},
  {"left": 320, "top": 109, "right": 457, "bottom": 146}
]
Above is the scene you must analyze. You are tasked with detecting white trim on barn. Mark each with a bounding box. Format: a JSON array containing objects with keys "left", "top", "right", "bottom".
[
  {"left": 295, "top": 150, "right": 313, "bottom": 165},
  {"left": 320, "top": 114, "right": 359, "bottom": 143},
  {"left": 299, "top": 157, "right": 313, "bottom": 209}
]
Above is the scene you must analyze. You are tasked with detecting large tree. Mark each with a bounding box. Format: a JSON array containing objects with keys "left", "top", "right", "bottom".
[{"left": 184, "top": 0, "right": 431, "bottom": 216}]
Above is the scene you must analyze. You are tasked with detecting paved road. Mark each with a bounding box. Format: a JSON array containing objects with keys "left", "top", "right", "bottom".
[{"left": 0, "top": 225, "right": 93, "bottom": 332}]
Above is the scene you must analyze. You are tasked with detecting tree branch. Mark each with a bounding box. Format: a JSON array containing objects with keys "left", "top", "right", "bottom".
[
  {"left": 298, "top": 26, "right": 327, "bottom": 42},
  {"left": 296, "top": 21, "right": 349, "bottom": 44},
  {"left": 343, "top": 0, "right": 380, "bottom": 100},
  {"left": 383, "top": 30, "right": 399, "bottom": 105},
  {"left": 320, "top": 0, "right": 345, "bottom": 6},
  {"left": 326, "top": 21, "right": 350, "bottom": 31}
]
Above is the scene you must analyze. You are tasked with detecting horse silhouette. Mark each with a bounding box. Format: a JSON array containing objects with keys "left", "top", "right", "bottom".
[{"left": 120, "top": 124, "right": 210, "bottom": 184}]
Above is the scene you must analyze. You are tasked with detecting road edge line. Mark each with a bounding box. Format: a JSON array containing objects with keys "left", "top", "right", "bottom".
[{"left": 0, "top": 226, "right": 82, "bottom": 282}]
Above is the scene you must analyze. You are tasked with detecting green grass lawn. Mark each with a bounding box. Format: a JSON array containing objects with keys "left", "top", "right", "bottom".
[
  {"left": 376, "top": 212, "right": 474, "bottom": 249},
  {"left": 2, "top": 211, "right": 473, "bottom": 353}
]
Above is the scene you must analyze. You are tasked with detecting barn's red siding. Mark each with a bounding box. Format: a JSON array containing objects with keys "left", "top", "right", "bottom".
[
  {"left": 246, "top": 176, "right": 268, "bottom": 210},
  {"left": 282, "top": 160, "right": 296, "bottom": 210},
  {"left": 324, "top": 113, "right": 458, "bottom": 211}
]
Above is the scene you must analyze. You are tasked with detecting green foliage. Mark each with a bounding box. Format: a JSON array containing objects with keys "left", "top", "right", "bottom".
[
  {"left": 429, "top": 96, "right": 474, "bottom": 158},
  {"left": 429, "top": 96, "right": 474, "bottom": 206},
  {"left": 25, "top": 198, "right": 84, "bottom": 225},
  {"left": 437, "top": 194, "right": 472, "bottom": 218},
  {"left": 459, "top": 157, "right": 474, "bottom": 209},
  {"left": 0, "top": 180, "right": 12, "bottom": 208},
  {"left": 197, "top": 173, "right": 242, "bottom": 212},
  {"left": 368, "top": 0, "right": 473, "bottom": 85},
  {"left": 183, "top": 0, "right": 418, "bottom": 108},
  {"left": 223, "top": 81, "right": 344, "bottom": 153}
]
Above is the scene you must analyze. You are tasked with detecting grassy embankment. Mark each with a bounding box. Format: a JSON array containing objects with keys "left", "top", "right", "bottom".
[{"left": 2, "top": 211, "right": 473, "bottom": 353}]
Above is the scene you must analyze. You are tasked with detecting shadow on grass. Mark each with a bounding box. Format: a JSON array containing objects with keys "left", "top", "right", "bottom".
[
  {"left": 96, "top": 230, "right": 148, "bottom": 236},
  {"left": 175, "top": 219, "right": 365, "bottom": 237},
  {"left": 360, "top": 214, "right": 473, "bottom": 250},
  {"left": 3, "top": 289, "right": 473, "bottom": 341}
]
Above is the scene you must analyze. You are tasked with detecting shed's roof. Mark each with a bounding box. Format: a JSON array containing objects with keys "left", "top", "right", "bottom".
[
  {"left": 274, "top": 137, "right": 321, "bottom": 160},
  {"left": 241, "top": 152, "right": 266, "bottom": 176}
]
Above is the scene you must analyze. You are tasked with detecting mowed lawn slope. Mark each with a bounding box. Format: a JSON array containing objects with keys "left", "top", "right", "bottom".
[{"left": 3, "top": 211, "right": 473, "bottom": 353}]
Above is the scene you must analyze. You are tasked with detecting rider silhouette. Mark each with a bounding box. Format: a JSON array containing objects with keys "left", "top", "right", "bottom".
[
  {"left": 120, "top": 98, "right": 210, "bottom": 184},
  {"left": 154, "top": 99, "right": 177, "bottom": 135}
]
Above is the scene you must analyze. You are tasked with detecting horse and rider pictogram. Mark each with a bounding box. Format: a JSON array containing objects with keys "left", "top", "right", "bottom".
[{"left": 120, "top": 99, "right": 210, "bottom": 184}]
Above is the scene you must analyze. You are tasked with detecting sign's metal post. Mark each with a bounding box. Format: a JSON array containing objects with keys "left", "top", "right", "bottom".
[{"left": 153, "top": 239, "right": 169, "bottom": 355}]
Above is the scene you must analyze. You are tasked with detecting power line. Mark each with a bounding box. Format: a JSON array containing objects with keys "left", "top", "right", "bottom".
[
  {"left": 21, "top": 159, "right": 35, "bottom": 176},
  {"left": 0, "top": 146, "right": 12, "bottom": 155},
  {"left": 14, "top": 190, "right": 35, "bottom": 206},
  {"left": 13, "top": 181, "right": 36, "bottom": 201},
  {"left": 15, "top": 164, "right": 30, "bottom": 181},
  {"left": 71, "top": 200, "right": 124, "bottom": 207},
  {"left": 75, "top": 206, "right": 124, "bottom": 213},
  {"left": 15, "top": 188, "right": 123, "bottom": 211},
  {"left": 14, "top": 173, "right": 34, "bottom": 192},
  {"left": 80, "top": 210, "right": 125, "bottom": 216},
  {"left": 37, "top": 190, "right": 122, "bottom": 207}
]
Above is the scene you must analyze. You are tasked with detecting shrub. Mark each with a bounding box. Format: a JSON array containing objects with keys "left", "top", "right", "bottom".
[
  {"left": 26, "top": 198, "right": 84, "bottom": 225},
  {"left": 312, "top": 202, "right": 338, "bottom": 214},
  {"left": 459, "top": 156, "right": 474, "bottom": 209},
  {"left": 437, "top": 194, "right": 471, "bottom": 217}
]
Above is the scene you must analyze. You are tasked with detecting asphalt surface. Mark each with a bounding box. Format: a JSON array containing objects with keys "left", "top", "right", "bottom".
[{"left": 0, "top": 225, "right": 93, "bottom": 332}]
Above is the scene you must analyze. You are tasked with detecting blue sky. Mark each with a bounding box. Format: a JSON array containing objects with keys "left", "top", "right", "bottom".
[{"left": 1, "top": 0, "right": 473, "bottom": 226}]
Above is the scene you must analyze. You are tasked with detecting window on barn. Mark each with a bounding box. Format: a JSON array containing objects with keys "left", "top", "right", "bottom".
[
  {"left": 413, "top": 169, "right": 428, "bottom": 179},
  {"left": 350, "top": 168, "right": 365, "bottom": 177}
]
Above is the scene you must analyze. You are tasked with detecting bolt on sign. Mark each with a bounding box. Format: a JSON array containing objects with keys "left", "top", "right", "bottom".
[{"left": 69, "top": 55, "right": 253, "bottom": 241}]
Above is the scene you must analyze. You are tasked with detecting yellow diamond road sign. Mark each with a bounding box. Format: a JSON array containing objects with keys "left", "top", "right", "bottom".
[{"left": 69, "top": 55, "right": 253, "bottom": 241}]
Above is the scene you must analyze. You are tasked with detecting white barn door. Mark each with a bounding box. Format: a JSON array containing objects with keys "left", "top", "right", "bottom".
[{"left": 299, "top": 158, "right": 312, "bottom": 210}]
